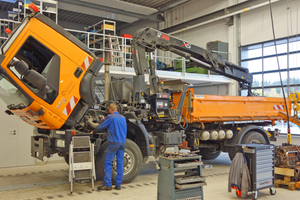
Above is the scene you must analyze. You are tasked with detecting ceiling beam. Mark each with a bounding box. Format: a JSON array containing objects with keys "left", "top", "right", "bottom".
[
  {"left": 58, "top": 1, "right": 138, "bottom": 23},
  {"left": 117, "top": 0, "right": 192, "bottom": 30},
  {"left": 58, "top": 0, "right": 155, "bottom": 23},
  {"left": 160, "top": 0, "right": 281, "bottom": 34},
  {"left": 80, "top": 0, "right": 157, "bottom": 15}
]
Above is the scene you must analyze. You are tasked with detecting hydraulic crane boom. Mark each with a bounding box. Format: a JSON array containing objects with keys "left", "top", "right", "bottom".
[{"left": 131, "top": 27, "right": 253, "bottom": 95}]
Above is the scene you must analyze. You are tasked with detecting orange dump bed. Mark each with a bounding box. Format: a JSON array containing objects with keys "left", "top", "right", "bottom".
[{"left": 172, "top": 89, "right": 291, "bottom": 124}]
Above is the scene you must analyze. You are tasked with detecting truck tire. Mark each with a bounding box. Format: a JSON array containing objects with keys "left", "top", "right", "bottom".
[
  {"left": 64, "top": 154, "right": 69, "bottom": 165},
  {"left": 95, "top": 139, "right": 142, "bottom": 183},
  {"left": 228, "top": 131, "right": 267, "bottom": 160},
  {"left": 199, "top": 149, "right": 221, "bottom": 160}
]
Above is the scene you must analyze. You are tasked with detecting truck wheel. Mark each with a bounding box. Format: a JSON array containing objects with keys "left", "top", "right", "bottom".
[
  {"left": 64, "top": 154, "right": 69, "bottom": 165},
  {"left": 199, "top": 149, "right": 221, "bottom": 160},
  {"left": 95, "top": 139, "right": 142, "bottom": 183},
  {"left": 228, "top": 131, "right": 267, "bottom": 160}
]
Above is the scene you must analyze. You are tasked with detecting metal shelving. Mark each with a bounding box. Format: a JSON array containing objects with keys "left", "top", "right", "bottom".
[{"left": 22, "top": 0, "right": 58, "bottom": 23}]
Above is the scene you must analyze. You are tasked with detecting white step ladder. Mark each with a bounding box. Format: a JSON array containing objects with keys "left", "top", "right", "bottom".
[
  {"left": 69, "top": 136, "right": 96, "bottom": 194},
  {"left": 108, "top": 36, "right": 123, "bottom": 66}
]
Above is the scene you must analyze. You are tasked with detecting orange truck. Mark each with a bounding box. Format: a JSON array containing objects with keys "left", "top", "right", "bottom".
[{"left": 0, "top": 4, "right": 295, "bottom": 183}]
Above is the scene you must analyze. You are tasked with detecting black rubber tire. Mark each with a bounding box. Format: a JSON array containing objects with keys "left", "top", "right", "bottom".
[
  {"left": 64, "top": 154, "right": 69, "bottom": 165},
  {"left": 270, "top": 187, "right": 276, "bottom": 195},
  {"left": 252, "top": 191, "right": 258, "bottom": 200},
  {"left": 228, "top": 147, "right": 236, "bottom": 161},
  {"left": 228, "top": 131, "right": 267, "bottom": 160},
  {"left": 95, "top": 139, "right": 142, "bottom": 183},
  {"left": 199, "top": 149, "right": 221, "bottom": 160}
]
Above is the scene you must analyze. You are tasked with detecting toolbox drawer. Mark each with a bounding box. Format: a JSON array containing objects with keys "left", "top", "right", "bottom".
[
  {"left": 256, "top": 170, "right": 273, "bottom": 180},
  {"left": 256, "top": 178, "right": 273, "bottom": 190}
]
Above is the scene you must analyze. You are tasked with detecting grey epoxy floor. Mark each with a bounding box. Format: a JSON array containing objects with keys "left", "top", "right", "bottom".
[
  {"left": 0, "top": 151, "right": 299, "bottom": 200},
  {"left": 1, "top": 135, "right": 300, "bottom": 199}
]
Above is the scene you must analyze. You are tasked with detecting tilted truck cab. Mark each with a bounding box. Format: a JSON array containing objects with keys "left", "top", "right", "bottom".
[{"left": 0, "top": 13, "right": 102, "bottom": 130}]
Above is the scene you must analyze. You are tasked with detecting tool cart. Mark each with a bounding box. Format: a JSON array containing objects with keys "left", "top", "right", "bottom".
[
  {"left": 157, "top": 154, "right": 206, "bottom": 200},
  {"left": 235, "top": 144, "right": 276, "bottom": 200}
]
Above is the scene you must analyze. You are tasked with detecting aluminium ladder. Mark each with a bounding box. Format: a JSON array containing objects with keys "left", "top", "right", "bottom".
[
  {"left": 69, "top": 136, "right": 96, "bottom": 193},
  {"left": 108, "top": 36, "right": 123, "bottom": 66}
]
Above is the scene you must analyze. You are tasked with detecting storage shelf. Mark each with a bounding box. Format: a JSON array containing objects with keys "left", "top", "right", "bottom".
[{"left": 22, "top": 0, "right": 58, "bottom": 23}]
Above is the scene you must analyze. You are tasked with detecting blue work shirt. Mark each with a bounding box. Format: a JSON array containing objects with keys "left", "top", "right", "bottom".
[{"left": 93, "top": 111, "right": 127, "bottom": 144}]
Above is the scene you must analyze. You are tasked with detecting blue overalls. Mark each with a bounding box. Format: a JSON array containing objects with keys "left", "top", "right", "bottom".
[{"left": 93, "top": 111, "right": 127, "bottom": 187}]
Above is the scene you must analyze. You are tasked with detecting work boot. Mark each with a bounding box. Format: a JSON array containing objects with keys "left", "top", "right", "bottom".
[
  {"left": 97, "top": 185, "right": 112, "bottom": 190},
  {"left": 114, "top": 186, "right": 121, "bottom": 190}
]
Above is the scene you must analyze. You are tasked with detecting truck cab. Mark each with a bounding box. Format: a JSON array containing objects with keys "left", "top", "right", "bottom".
[{"left": 0, "top": 13, "right": 102, "bottom": 130}]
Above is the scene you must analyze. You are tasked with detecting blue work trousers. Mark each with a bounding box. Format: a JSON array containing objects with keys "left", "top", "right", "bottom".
[{"left": 104, "top": 144, "right": 125, "bottom": 187}]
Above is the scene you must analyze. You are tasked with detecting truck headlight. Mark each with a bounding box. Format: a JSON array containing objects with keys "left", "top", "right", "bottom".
[{"left": 56, "top": 139, "right": 65, "bottom": 148}]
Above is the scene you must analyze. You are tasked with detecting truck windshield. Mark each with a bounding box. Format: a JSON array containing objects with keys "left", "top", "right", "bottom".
[{"left": 0, "top": 74, "right": 30, "bottom": 109}]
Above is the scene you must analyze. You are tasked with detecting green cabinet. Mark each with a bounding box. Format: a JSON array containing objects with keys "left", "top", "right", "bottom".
[{"left": 157, "top": 155, "right": 206, "bottom": 200}]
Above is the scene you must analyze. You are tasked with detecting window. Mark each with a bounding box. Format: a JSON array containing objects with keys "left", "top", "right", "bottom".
[
  {"left": 9, "top": 36, "right": 60, "bottom": 104},
  {"left": 241, "top": 35, "right": 300, "bottom": 97}
]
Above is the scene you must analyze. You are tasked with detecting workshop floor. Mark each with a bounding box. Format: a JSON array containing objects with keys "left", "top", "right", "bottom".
[{"left": 0, "top": 152, "right": 299, "bottom": 200}]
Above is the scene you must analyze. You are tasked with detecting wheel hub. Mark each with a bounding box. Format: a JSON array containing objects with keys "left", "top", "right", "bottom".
[
  {"left": 251, "top": 139, "right": 261, "bottom": 143},
  {"left": 112, "top": 149, "right": 135, "bottom": 175}
]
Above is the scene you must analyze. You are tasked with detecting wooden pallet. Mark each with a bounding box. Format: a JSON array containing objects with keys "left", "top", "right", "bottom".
[{"left": 275, "top": 167, "right": 296, "bottom": 190}]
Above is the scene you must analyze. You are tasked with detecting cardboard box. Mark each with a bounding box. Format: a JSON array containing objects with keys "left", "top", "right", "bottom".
[
  {"left": 101, "top": 24, "right": 114, "bottom": 30},
  {"left": 121, "top": 34, "right": 133, "bottom": 39}
]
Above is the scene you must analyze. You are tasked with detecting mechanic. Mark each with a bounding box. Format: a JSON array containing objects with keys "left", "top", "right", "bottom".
[{"left": 91, "top": 102, "right": 127, "bottom": 190}]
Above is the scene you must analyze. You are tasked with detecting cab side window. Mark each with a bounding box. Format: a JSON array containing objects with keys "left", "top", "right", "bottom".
[{"left": 9, "top": 36, "right": 60, "bottom": 104}]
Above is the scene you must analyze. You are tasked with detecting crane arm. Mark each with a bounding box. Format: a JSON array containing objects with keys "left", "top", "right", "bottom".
[{"left": 131, "top": 27, "right": 253, "bottom": 95}]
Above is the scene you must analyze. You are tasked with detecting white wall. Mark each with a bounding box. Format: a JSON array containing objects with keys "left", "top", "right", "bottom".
[
  {"left": 161, "top": 0, "right": 228, "bottom": 29},
  {"left": 174, "top": 20, "right": 228, "bottom": 49},
  {"left": 241, "top": 0, "right": 300, "bottom": 45},
  {"left": 158, "top": 0, "right": 300, "bottom": 96},
  {"left": 159, "top": 0, "right": 235, "bottom": 95},
  {"left": 193, "top": 84, "right": 229, "bottom": 95}
]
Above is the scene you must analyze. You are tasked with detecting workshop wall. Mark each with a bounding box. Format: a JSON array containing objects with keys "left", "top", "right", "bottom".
[
  {"left": 193, "top": 83, "right": 229, "bottom": 96},
  {"left": 157, "top": 0, "right": 234, "bottom": 95},
  {"left": 158, "top": 0, "right": 299, "bottom": 96},
  {"left": 241, "top": 0, "right": 300, "bottom": 45}
]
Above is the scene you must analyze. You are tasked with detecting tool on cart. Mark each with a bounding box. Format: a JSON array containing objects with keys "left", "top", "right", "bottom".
[{"left": 151, "top": 156, "right": 161, "bottom": 171}]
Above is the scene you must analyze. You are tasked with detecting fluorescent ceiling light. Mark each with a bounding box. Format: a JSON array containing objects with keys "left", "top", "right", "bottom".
[{"left": 80, "top": 0, "right": 157, "bottom": 15}]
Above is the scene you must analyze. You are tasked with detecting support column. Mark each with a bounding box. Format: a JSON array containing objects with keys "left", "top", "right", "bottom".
[
  {"left": 104, "top": 52, "right": 110, "bottom": 101},
  {"left": 228, "top": 0, "right": 241, "bottom": 96}
]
